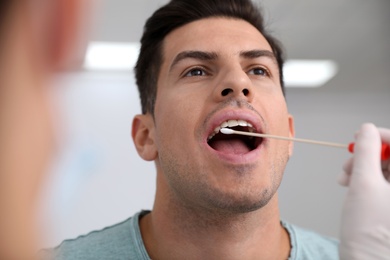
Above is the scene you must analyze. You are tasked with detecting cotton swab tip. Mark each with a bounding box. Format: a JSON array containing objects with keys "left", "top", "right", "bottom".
[{"left": 220, "top": 128, "right": 235, "bottom": 134}]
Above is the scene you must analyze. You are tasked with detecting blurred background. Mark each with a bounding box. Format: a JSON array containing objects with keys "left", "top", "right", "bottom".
[{"left": 39, "top": 0, "right": 390, "bottom": 246}]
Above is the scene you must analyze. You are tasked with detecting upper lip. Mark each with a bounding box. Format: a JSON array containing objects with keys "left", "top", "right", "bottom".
[{"left": 204, "top": 109, "right": 265, "bottom": 142}]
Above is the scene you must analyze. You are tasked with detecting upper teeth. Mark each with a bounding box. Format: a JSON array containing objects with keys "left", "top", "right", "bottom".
[{"left": 208, "top": 119, "right": 254, "bottom": 141}]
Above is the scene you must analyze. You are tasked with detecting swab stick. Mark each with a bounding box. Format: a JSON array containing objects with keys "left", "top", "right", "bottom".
[{"left": 220, "top": 128, "right": 390, "bottom": 160}]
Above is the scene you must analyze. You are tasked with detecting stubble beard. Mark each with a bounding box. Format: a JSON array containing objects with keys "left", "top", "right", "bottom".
[{"left": 158, "top": 148, "right": 288, "bottom": 222}]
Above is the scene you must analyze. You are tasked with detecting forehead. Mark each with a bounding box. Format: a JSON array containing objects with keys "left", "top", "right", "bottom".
[{"left": 161, "top": 17, "right": 273, "bottom": 63}]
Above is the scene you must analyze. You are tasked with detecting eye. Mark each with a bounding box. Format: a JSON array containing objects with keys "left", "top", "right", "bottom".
[
  {"left": 184, "top": 67, "right": 207, "bottom": 77},
  {"left": 248, "top": 67, "right": 270, "bottom": 77}
]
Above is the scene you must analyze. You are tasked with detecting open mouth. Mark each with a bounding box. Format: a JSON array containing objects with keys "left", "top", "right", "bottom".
[{"left": 207, "top": 120, "right": 263, "bottom": 155}]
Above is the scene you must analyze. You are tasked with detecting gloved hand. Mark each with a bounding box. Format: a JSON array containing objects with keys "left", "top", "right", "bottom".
[{"left": 338, "top": 123, "right": 390, "bottom": 260}]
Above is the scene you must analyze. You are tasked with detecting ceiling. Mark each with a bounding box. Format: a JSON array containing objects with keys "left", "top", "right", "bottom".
[{"left": 87, "top": 0, "right": 390, "bottom": 93}]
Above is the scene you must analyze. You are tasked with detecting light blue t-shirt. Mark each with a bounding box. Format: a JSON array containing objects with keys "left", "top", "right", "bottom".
[{"left": 47, "top": 210, "right": 339, "bottom": 259}]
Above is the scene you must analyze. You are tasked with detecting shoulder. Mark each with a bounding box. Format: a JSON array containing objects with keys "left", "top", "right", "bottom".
[
  {"left": 282, "top": 221, "right": 339, "bottom": 260},
  {"left": 45, "top": 211, "right": 150, "bottom": 260}
]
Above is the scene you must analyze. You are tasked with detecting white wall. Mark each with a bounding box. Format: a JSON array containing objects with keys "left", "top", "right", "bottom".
[
  {"left": 40, "top": 71, "right": 390, "bottom": 247},
  {"left": 40, "top": 72, "right": 156, "bottom": 247}
]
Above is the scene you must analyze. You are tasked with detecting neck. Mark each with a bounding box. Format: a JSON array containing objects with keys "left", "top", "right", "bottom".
[{"left": 140, "top": 184, "right": 291, "bottom": 260}]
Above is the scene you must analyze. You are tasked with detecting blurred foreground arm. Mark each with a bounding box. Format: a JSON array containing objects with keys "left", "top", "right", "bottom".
[
  {"left": 339, "top": 123, "right": 390, "bottom": 260},
  {"left": 0, "top": 1, "right": 90, "bottom": 259}
]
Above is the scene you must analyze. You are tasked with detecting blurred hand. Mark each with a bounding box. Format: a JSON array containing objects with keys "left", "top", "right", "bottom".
[
  {"left": 0, "top": 0, "right": 91, "bottom": 259},
  {"left": 339, "top": 123, "right": 390, "bottom": 260}
]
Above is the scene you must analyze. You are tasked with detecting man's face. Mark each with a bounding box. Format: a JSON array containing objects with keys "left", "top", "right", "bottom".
[{"left": 150, "top": 17, "right": 294, "bottom": 213}]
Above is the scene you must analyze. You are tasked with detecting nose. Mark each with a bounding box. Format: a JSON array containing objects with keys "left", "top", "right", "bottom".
[
  {"left": 220, "top": 87, "right": 250, "bottom": 97},
  {"left": 213, "top": 67, "right": 254, "bottom": 103}
]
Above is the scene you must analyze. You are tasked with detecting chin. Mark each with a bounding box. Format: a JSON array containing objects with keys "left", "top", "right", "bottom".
[{"left": 201, "top": 185, "right": 276, "bottom": 214}]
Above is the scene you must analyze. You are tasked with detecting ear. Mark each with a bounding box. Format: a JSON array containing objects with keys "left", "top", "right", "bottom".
[
  {"left": 287, "top": 114, "right": 295, "bottom": 156},
  {"left": 132, "top": 114, "right": 158, "bottom": 161}
]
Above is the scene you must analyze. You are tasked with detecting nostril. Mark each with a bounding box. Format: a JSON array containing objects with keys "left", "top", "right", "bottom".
[
  {"left": 242, "top": 88, "right": 249, "bottom": 96},
  {"left": 221, "top": 88, "right": 233, "bottom": 96}
]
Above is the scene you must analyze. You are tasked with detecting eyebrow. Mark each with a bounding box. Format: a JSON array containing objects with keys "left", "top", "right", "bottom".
[
  {"left": 170, "top": 51, "right": 218, "bottom": 71},
  {"left": 239, "top": 50, "right": 278, "bottom": 65},
  {"left": 169, "top": 49, "right": 278, "bottom": 72}
]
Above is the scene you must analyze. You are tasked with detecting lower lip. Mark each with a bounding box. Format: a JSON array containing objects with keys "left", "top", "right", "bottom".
[{"left": 203, "top": 140, "right": 264, "bottom": 164}]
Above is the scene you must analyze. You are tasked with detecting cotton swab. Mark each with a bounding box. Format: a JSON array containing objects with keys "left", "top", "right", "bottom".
[{"left": 220, "top": 128, "right": 390, "bottom": 161}]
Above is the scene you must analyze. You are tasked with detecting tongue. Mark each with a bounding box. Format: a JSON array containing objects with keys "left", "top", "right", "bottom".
[{"left": 211, "top": 138, "right": 250, "bottom": 154}]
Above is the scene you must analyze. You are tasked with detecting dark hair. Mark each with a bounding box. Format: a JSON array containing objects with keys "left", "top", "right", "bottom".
[{"left": 134, "top": 0, "right": 285, "bottom": 115}]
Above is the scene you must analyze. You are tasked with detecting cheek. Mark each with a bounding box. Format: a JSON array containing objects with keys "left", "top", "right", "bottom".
[
  {"left": 154, "top": 94, "right": 197, "bottom": 149},
  {"left": 155, "top": 86, "right": 205, "bottom": 126},
  {"left": 259, "top": 98, "right": 290, "bottom": 132}
]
